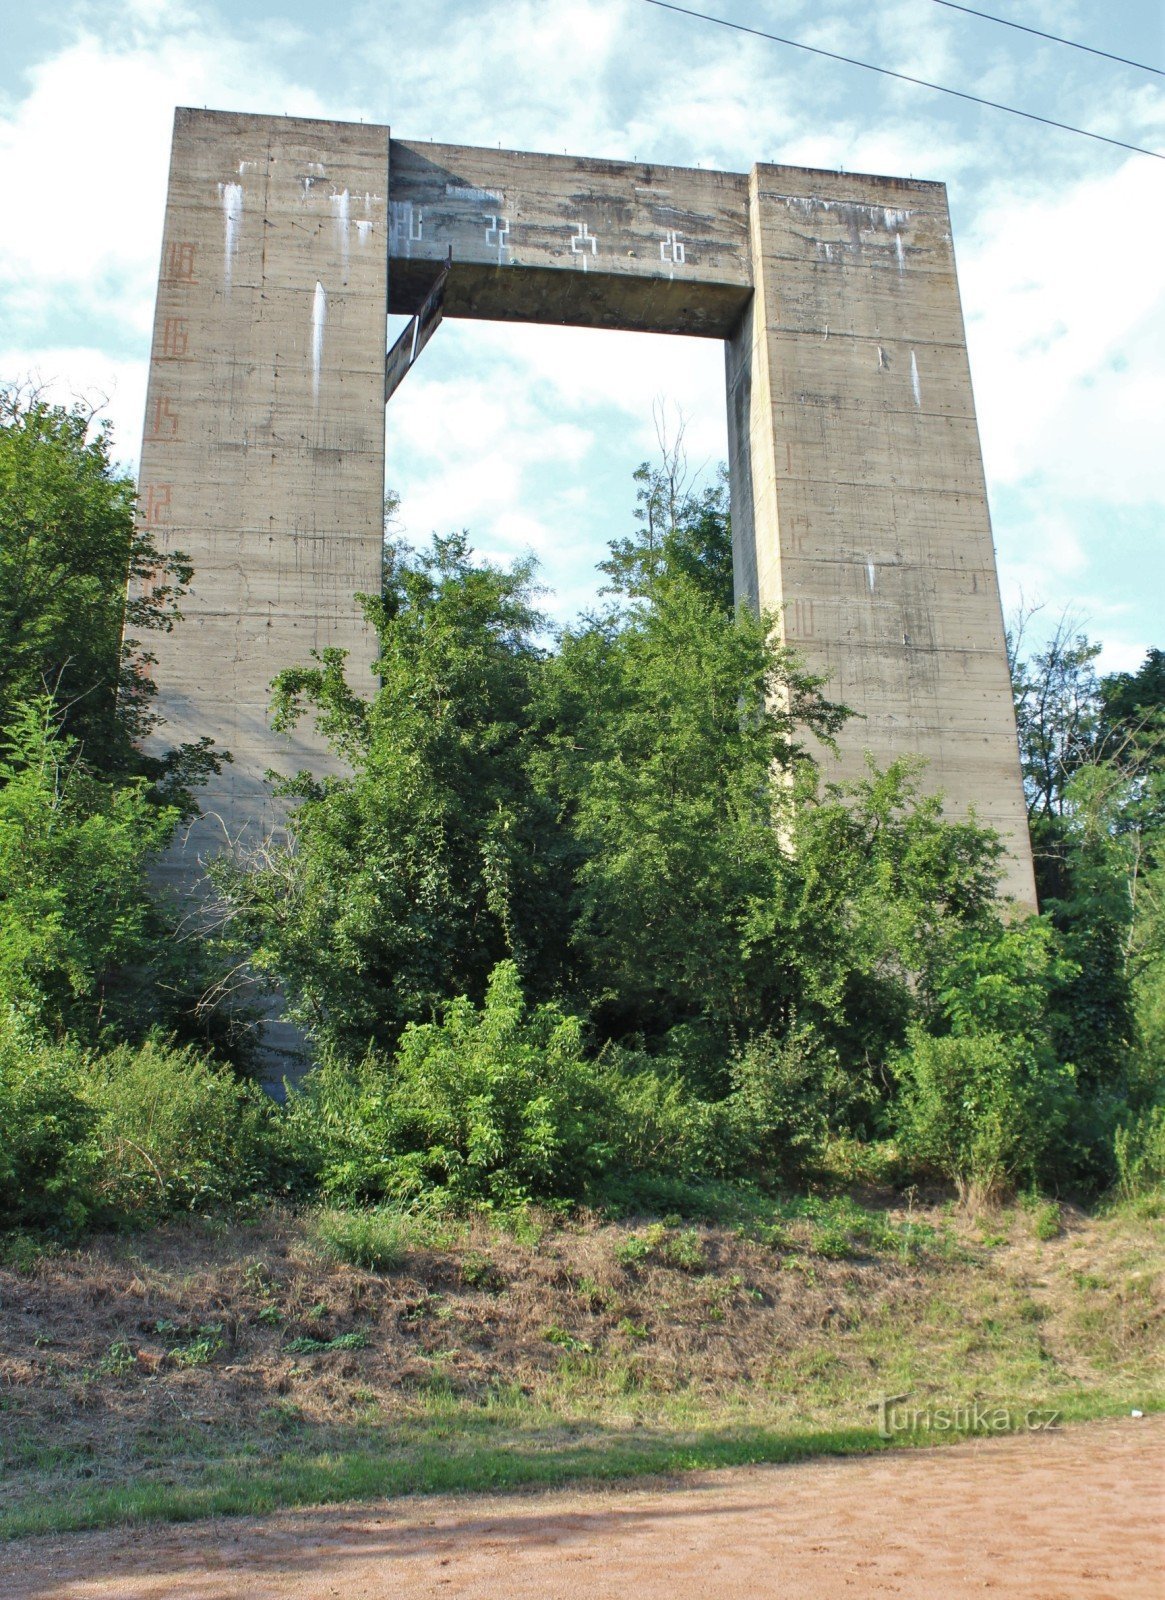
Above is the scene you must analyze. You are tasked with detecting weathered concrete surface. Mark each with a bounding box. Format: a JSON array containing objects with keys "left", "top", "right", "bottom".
[
  {"left": 727, "top": 165, "right": 1035, "bottom": 906},
  {"left": 137, "top": 109, "right": 388, "bottom": 884},
  {"left": 387, "top": 140, "right": 751, "bottom": 336},
  {"left": 137, "top": 110, "right": 1036, "bottom": 912}
]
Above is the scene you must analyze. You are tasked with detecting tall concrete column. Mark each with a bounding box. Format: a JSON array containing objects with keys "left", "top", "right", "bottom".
[
  {"left": 136, "top": 110, "right": 388, "bottom": 880},
  {"left": 727, "top": 164, "right": 1036, "bottom": 908}
]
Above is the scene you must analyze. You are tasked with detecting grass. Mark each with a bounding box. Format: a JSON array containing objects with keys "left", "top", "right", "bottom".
[
  {"left": 1, "top": 1195, "right": 1160, "bottom": 1541},
  {"left": 0, "top": 1389, "right": 1146, "bottom": 1542},
  {"left": 309, "top": 1203, "right": 458, "bottom": 1271}
]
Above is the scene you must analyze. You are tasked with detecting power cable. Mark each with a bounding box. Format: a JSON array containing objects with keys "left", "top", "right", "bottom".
[
  {"left": 929, "top": 1, "right": 1163, "bottom": 78},
  {"left": 640, "top": 0, "right": 1164, "bottom": 160}
]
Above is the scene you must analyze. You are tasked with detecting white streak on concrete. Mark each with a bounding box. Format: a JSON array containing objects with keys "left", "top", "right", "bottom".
[
  {"left": 447, "top": 183, "right": 504, "bottom": 203},
  {"left": 910, "top": 350, "right": 922, "bottom": 408},
  {"left": 355, "top": 219, "right": 374, "bottom": 244},
  {"left": 330, "top": 189, "right": 350, "bottom": 281},
  {"left": 895, "top": 232, "right": 905, "bottom": 273},
  {"left": 784, "top": 196, "right": 912, "bottom": 232},
  {"left": 867, "top": 561, "right": 876, "bottom": 592},
  {"left": 311, "top": 281, "right": 327, "bottom": 402},
  {"left": 218, "top": 181, "right": 243, "bottom": 290}
]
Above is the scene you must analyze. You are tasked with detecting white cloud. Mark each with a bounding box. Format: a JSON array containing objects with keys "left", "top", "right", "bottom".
[
  {"left": 0, "top": 346, "right": 148, "bottom": 471},
  {"left": 0, "top": 19, "right": 333, "bottom": 342},
  {"left": 963, "top": 157, "right": 1165, "bottom": 504}
]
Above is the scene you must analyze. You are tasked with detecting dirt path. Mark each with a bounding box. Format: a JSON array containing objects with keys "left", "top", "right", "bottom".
[{"left": 7, "top": 1417, "right": 1163, "bottom": 1600}]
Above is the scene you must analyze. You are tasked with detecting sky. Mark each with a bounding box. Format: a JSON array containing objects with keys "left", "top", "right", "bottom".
[{"left": 1, "top": 0, "right": 1162, "bottom": 668}]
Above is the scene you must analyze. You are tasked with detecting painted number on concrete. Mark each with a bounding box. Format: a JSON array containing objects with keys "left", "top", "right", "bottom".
[
  {"left": 485, "top": 216, "right": 510, "bottom": 257},
  {"left": 160, "top": 318, "right": 190, "bottom": 359},
  {"left": 145, "top": 397, "right": 180, "bottom": 442},
  {"left": 660, "top": 230, "right": 685, "bottom": 264},
  {"left": 164, "top": 242, "right": 197, "bottom": 282},
  {"left": 140, "top": 484, "right": 173, "bottom": 525},
  {"left": 570, "top": 222, "right": 598, "bottom": 270}
]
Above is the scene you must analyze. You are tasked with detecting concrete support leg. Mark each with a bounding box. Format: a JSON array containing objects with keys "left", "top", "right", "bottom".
[
  {"left": 727, "top": 164, "right": 1036, "bottom": 909},
  {"left": 137, "top": 110, "right": 388, "bottom": 882}
]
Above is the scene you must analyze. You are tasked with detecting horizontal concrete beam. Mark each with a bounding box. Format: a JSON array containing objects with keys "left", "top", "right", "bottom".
[{"left": 387, "top": 139, "right": 752, "bottom": 337}]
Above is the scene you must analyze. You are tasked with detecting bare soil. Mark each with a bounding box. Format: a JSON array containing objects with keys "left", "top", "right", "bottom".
[{"left": 5, "top": 1415, "right": 1162, "bottom": 1599}]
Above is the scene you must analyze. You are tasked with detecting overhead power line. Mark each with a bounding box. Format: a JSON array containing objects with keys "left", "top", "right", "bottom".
[
  {"left": 640, "top": 0, "right": 1164, "bottom": 161},
  {"left": 929, "top": 1, "right": 1163, "bottom": 78}
]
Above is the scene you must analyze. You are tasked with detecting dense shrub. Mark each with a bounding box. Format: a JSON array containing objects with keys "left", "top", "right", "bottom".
[
  {"left": 718, "top": 1025, "right": 851, "bottom": 1180},
  {"left": 1113, "top": 1105, "right": 1165, "bottom": 1206},
  {"left": 0, "top": 1022, "right": 98, "bottom": 1234},
  {"left": 286, "top": 962, "right": 614, "bottom": 1207},
  {"left": 85, "top": 1038, "right": 275, "bottom": 1224},
  {"left": 0, "top": 1024, "right": 275, "bottom": 1234},
  {"left": 310, "top": 1203, "right": 456, "bottom": 1270},
  {"left": 894, "top": 1027, "right": 1071, "bottom": 1204}
]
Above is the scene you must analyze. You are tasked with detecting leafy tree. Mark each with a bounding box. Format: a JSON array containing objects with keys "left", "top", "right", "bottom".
[
  {"left": 214, "top": 534, "right": 568, "bottom": 1056},
  {"left": 1010, "top": 622, "right": 1164, "bottom": 1180},
  {"left": 536, "top": 473, "right": 846, "bottom": 1071},
  {"left": 599, "top": 454, "right": 734, "bottom": 614},
  {"left": 1009, "top": 608, "right": 1103, "bottom": 824},
  {"left": 895, "top": 1028, "right": 1070, "bottom": 1205},
  {"left": 779, "top": 762, "right": 1013, "bottom": 1083},
  {"left": 0, "top": 697, "right": 180, "bottom": 1040},
  {"left": 0, "top": 387, "right": 195, "bottom": 787}
]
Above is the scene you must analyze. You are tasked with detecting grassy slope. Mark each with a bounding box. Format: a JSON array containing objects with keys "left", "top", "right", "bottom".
[{"left": 0, "top": 1196, "right": 1160, "bottom": 1539}]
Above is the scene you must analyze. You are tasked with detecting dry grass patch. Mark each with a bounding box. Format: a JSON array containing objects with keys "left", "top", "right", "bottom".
[{"left": 0, "top": 1197, "right": 1160, "bottom": 1536}]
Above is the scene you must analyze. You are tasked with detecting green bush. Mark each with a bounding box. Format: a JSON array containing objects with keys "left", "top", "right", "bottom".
[
  {"left": 86, "top": 1037, "right": 275, "bottom": 1223},
  {"left": 310, "top": 1204, "right": 452, "bottom": 1271},
  {"left": 718, "top": 1025, "right": 843, "bottom": 1180},
  {"left": 0, "top": 1022, "right": 274, "bottom": 1234},
  {"left": 600, "top": 1054, "right": 722, "bottom": 1182},
  {"left": 0, "top": 1022, "right": 98, "bottom": 1234},
  {"left": 1113, "top": 1105, "right": 1165, "bottom": 1206},
  {"left": 894, "top": 1027, "right": 1071, "bottom": 1205},
  {"left": 613, "top": 1222, "right": 705, "bottom": 1271},
  {"left": 287, "top": 962, "right": 613, "bottom": 1207}
]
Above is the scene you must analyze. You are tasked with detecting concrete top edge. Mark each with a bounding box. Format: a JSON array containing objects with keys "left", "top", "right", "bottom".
[
  {"left": 171, "top": 108, "right": 947, "bottom": 196},
  {"left": 390, "top": 136, "right": 748, "bottom": 189},
  {"left": 752, "top": 160, "right": 946, "bottom": 199},
  {"left": 174, "top": 106, "right": 391, "bottom": 135}
]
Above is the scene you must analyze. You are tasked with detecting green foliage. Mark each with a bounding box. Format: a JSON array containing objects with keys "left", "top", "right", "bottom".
[
  {"left": 0, "top": 1022, "right": 274, "bottom": 1234},
  {"left": 537, "top": 490, "right": 846, "bottom": 1060},
  {"left": 613, "top": 1221, "right": 705, "bottom": 1271},
  {"left": 85, "top": 1038, "right": 275, "bottom": 1224},
  {"left": 598, "top": 456, "right": 735, "bottom": 614},
  {"left": 2, "top": 413, "right": 1154, "bottom": 1236},
  {"left": 214, "top": 535, "right": 565, "bottom": 1056},
  {"left": 166, "top": 1326, "right": 225, "bottom": 1367},
  {"left": 284, "top": 1331, "right": 369, "bottom": 1354},
  {"left": 1010, "top": 618, "right": 1102, "bottom": 824},
  {"left": 0, "top": 698, "right": 180, "bottom": 1040},
  {"left": 1009, "top": 622, "right": 1164, "bottom": 1184},
  {"left": 0, "top": 387, "right": 220, "bottom": 803},
  {"left": 716, "top": 1025, "right": 845, "bottom": 1179},
  {"left": 1028, "top": 1198, "right": 1061, "bottom": 1240},
  {"left": 310, "top": 1204, "right": 450, "bottom": 1271},
  {"left": 0, "top": 1023, "right": 98, "bottom": 1234},
  {"left": 1112, "top": 1106, "right": 1165, "bottom": 1205},
  {"left": 287, "top": 962, "right": 612, "bottom": 1207},
  {"left": 894, "top": 1028, "right": 1072, "bottom": 1204}
]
